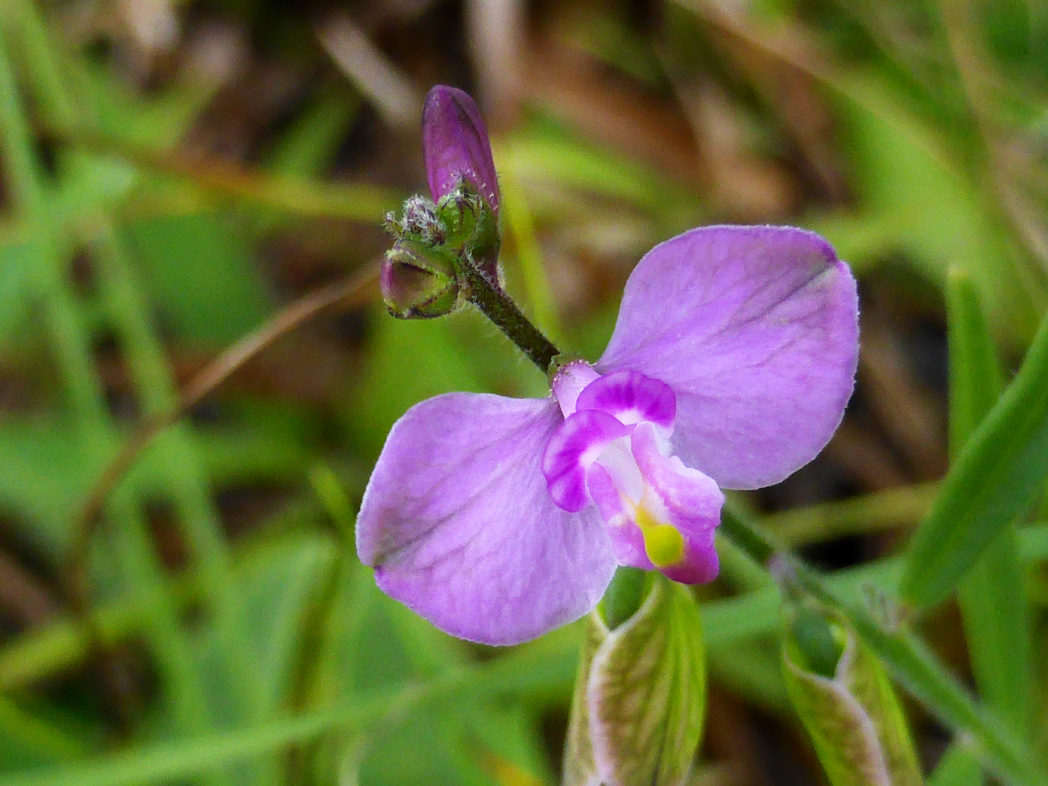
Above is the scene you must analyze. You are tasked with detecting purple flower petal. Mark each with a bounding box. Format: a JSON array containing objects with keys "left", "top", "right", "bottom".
[
  {"left": 551, "top": 360, "right": 601, "bottom": 417},
  {"left": 575, "top": 370, "right": 676, "bottom": 430},
  {"left": 356, "top": 393, "right": 616, "bottom": 645},
  {"left": 422, "top": 86, "right": 499, "bottom": 215},
  {"left": 586, "top": 425, "right": 722, "bottom": 584},
  {"left": 597, "top": 225, "right": 858, "bottom": 489},
  {"left": 586, "top": 461, "right": 648, "bottom": 568},
  {"left": 543, "top": 410, "right": 630, "bottom": 512}
]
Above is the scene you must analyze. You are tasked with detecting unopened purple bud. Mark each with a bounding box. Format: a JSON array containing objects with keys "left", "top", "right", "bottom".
[{"left": 422, "top": 86, "right": 499, "bottom": 216}]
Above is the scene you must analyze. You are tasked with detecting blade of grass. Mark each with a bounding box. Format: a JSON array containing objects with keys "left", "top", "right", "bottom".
[
  {"left": 0, "top": 696, "right": 90, "bottom": 762},
  {"left": 898, "top": 282, "right": 1048, "bottom": 610},
  {"left": 13, "top": 13, "right": 371, "bottom": 782},
  {"left": 499, "top": 161, "right": 562, "bottom": 342},
  {"left": 0, "top": 19, "right": 224, "bottom": 778},
  {"left": 9, "top": 5, "right": 271, "bottom": 774},
  {"left": 949, "top": 268, "right": 1033, "bottom": 743},
  {"left": 763, "top": 481, "right": 938, "bottom": 546},
  {"left": 57, "top": 124, "right": 398, "bottom": 221},
  {"left": 928, "top": 740, "right": 984, "bottom": 786},
  {"left": 0, "top": 635, "right": 578, "bottom": 786},
  {"left": 91, "top": 224, "right": 267, "bottom": 720}
]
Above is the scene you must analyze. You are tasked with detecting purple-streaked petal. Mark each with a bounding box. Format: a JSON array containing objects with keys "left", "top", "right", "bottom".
[
  {"left": 597, "top": 225, "right": 858, "bottom": 489},
  {"left": 357, "top": 393, "right": 615, "bottom": 646},
  {"left": 575, "top": 370, "right": 676, "bottom": 429},
  {"left": 422, "top": 86, "right": 499, "bottom": 215},
  {"left": 543, "top": 410, "right": 630, "bottom": 512},
  {"left": 631, "top": 424, "right": 722, "bottom": 584}
]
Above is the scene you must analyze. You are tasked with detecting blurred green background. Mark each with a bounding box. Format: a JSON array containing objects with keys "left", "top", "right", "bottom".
[{"left": 1, "top": 0, "right": 1046, "bottom": 783}]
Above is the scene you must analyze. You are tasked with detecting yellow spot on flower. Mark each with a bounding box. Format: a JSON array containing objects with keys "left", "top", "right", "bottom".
[{"left": 634, "top": 504, "right": 684, "bottom": 567}]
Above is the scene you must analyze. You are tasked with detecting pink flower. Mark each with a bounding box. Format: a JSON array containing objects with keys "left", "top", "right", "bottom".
[{"left": 357, "top": 226, "right": 858, "bottom": 645}]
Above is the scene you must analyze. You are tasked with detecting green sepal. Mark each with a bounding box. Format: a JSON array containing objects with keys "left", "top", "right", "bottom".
[
  {"left": 434, "top": 180, "right": 501, "bottom": 285},
  {"left": 782, "top": 605, "right": 923, "bottom": 786},
  {"left": 382, "top": 181, "right": 503, "bottom": 321},
  {"left": 381, "top": 239, "right": 463, "bottom": 319},
  {"left": 563, "top": 576, "right": 706, "bottom": 785}
]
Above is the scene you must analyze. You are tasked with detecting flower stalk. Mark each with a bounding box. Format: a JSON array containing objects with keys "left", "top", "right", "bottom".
[{"left": 459, "top": 256, "right": 560, "bottom": 371}]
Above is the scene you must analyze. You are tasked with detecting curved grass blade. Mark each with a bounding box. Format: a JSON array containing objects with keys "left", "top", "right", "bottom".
[
  {"left": 947, "top": 269, "right": 1032, "bottom": 742},
  {"left": 899, "top": 287, "right": 1048, "bottom": 610}
]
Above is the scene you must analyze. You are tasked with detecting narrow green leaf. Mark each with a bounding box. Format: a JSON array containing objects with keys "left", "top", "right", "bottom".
[
  {"left": 0, "top": 22, "right": 226, "bottom": 784},
  {"left": 0, "top": 696, "right": 90, "bottom": 765},
  {"left": 899, "top": 297, "right": 1048, "bottom": 609},
  {"left": 0, "top": 639, "right": 577, "bottom": 786},
  {"left": 499, "top": 163, "right": 562, "bottom": 342},
  {"left": 927, "top": 741, "right": 983, "bottom": 786},
  {"left": 948, "top": 269, "right": 1033, "bottom": 740},
  {"left": 946, "top": 268, "right": 1005, "bottom": 452}
]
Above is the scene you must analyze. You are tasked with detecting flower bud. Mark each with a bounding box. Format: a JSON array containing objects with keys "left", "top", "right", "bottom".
[
  {"left": 380, "top": 240, "right": 461, "bottom": 319},
  {"left": 422, "top": 86, "right": 499, "bottom": 216},
  {"left": 422, "top": 86, "right": 502, "bottom": 287},
  {"left": 564, "top": 576, "right": 706, "bottom": 785},
  {"left": 782, "top": 603, "right": 922, "bottom": 786}
]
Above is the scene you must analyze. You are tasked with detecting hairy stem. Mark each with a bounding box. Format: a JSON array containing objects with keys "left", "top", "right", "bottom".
[{"left": 462, "top": 260, "right": 561, "bottom": 371}]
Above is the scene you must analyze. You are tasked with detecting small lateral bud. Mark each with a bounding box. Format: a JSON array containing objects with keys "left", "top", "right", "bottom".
[{"left": 381, "top": 240, "right": 462, "bottom": 319}]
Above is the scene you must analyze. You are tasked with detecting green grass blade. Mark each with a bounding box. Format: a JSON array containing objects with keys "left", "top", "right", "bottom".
[
  {"left": 92, "top": 225, "right": 268, "bottom": 721},
  {"left": 500, "top": 162, "right": 563, "bottom": 342},
  {"left": 928, "top": 741, "right": 983, "bottom": 786},
  {"left": 0, "top": 696, "right": 90, "bottom": 764},
  {"left": 9, "top": 7, "right": 274, "bottom": 779},
  {"left": 948, "top": 269, "right": 1033, "bottom": 740},
  {"left": 899, "top": 292, "right": 1048, "bottom": 610},
  {"left": 0, "top": 22, "right": 224, "bottom": 777},
  {"left": 946, "top": 269, "right": 1004, "bottom": 451},
  {"left": 0, "top": 638, "right": 577, "bottom": 786}
]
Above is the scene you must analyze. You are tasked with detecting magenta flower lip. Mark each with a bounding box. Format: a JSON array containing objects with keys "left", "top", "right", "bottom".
[{"left": 357, "top": 225, "right": 859, "bottom": 645}]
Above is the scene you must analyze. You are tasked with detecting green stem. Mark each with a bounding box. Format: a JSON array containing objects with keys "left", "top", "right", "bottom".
[{"left": 462, "top": 260, "right": 560, "bottom": 371}]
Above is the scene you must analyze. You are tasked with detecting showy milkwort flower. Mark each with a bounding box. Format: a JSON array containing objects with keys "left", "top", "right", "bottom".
[
  {"left": 358, "top": 87, "right": 859, "bottom": 646},
  {"left": 359, "top": 228, "right": 858, "bottom": 644}
]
